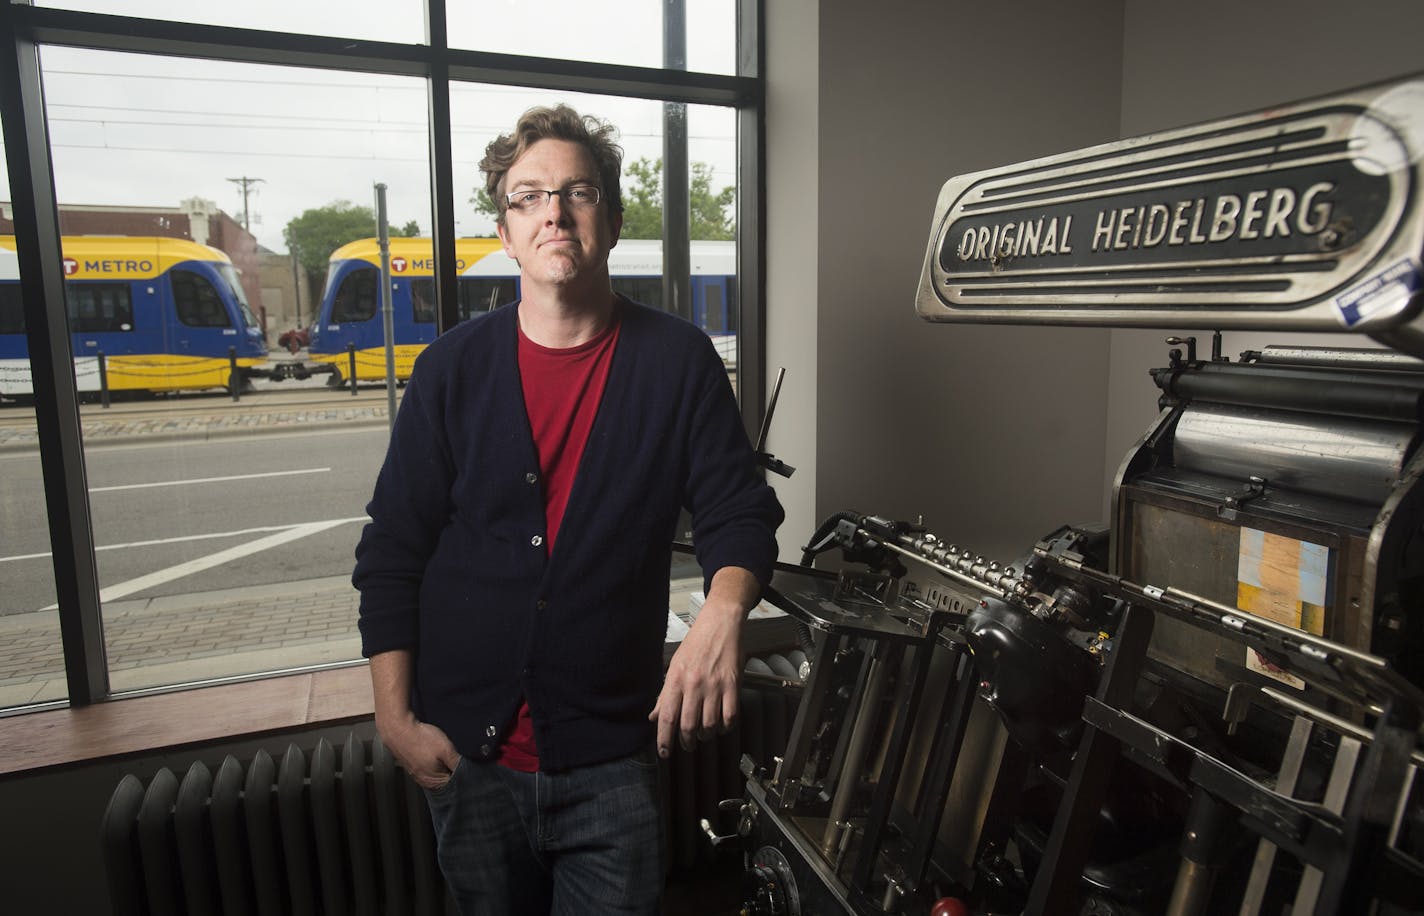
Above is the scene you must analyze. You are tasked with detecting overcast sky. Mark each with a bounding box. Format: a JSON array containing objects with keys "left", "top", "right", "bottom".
[{"left": 1, "top": 1, "right": 738, "bottom": 252}]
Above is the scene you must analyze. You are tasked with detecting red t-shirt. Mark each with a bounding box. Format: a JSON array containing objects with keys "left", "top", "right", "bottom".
[{"left": 498, "top": 316, "right": 621, "bottom": 772}]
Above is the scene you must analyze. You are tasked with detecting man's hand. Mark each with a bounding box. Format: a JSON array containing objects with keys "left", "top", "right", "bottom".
[
  {"left": 370, "top": 649, "right": 462, "bottom": 790},
  {"left": 378, "top": 712, "right": 462, "bottom": 790},
  {"left": 650, "top": 566, "right": 760, "bottom": 757}
]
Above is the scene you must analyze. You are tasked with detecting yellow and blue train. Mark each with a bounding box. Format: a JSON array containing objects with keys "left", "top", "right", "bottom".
[
  {"left": 0, "top": 236, "right": 267, "bottom": 398},
  {"left": 309, "top": 237, "right": 738, "bottom": 384}
]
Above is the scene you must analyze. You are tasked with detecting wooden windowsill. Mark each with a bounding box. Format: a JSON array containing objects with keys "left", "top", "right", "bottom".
[
  {"left": 0, "top": 608, "right": 800, "bottom": 779},
  {"left": 0, "top": 663, "right": 374, "bottom": 778}
]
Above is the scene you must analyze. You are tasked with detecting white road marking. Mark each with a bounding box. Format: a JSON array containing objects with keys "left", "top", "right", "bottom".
[
  {"left": 88, "top": 467, "right": 331, "bottom": 493},
  {"left": 35, "top": 515, "right": 368, "bottom": 610},
  {"left": 0, "top": 520, "right": 370, "bottom": 563}
]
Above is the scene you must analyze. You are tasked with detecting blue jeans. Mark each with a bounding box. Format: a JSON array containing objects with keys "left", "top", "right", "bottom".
[{"left": 424, "top": 748, "right": 665, "bottom": 915}]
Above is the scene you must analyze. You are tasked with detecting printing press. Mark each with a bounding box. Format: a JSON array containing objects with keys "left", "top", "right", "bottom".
[{"left": 727, "top": 77, "right": 1424, "bottom": 915}]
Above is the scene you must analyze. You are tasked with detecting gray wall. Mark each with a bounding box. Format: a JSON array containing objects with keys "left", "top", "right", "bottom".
[
  {"left": 769, "top": 0, "right": 1125, "bottom": 561},
  {"left": 763, "top": 0, "right": 820, "bottom": 559}
]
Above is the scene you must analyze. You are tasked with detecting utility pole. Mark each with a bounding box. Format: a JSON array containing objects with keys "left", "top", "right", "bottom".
[
  {"left": 289, "top": 242, "right": 302, "bottom": 328},
  {"left": 226, "top": 176, "right": 264, "bottom": 231}
]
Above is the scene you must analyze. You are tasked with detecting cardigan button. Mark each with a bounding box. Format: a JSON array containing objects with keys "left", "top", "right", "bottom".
[
  {"left": 536, "top": 599, "right": 547, "bottom": 610},
  {"left": 480, "top": 744, "right": 491, "bottom": 756},
  {"left": 530, "top": 535, "right": 544, "bottom": 547},
  {"left": 525, "top": 472, "right": 538, "bottom": 484},
  {"left": 486, "top": 725, "right": 497, "bottom": 737}
]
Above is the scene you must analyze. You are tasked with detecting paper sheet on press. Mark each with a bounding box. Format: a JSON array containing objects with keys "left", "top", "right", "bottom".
[{"left": 1236, "top": 527, "right": 1329, "bottom": 689}]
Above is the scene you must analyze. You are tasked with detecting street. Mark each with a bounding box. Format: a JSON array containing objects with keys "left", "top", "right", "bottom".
[
  {"left": 0, "top": 384, "right": 712, "bottom": 703},
  {"left": 1, "top": 424, "right": 386, "bottom": 616}
]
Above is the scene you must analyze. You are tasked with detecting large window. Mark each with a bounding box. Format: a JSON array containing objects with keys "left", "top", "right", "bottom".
[{"left": 1, "top": 0, "right": 759, "bottom": 709}]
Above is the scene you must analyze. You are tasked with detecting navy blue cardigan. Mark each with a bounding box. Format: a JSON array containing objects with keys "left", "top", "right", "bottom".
[{"left": 354, "top": 300, "right": 783, "bottom": 771}]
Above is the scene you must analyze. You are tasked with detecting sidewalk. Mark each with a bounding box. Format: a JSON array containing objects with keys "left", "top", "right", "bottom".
[{"left": 0, "top": 576, "right": 363, "bottom": 708}]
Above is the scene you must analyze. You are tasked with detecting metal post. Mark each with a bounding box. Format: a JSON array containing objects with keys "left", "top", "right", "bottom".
[
  {"left": 375, "top": 183, "right": 398, "bottom": 433},
  {"left": 424, "top": 0, "right": 459, "bottom": 335},
  {"left": 821, "top": 645, "right": 894, "bottom": 857},
  {"left": 290, "top": 243, "right": 302, "bottom": 329},
  {"left": 227, "top": 346, "right": 239, "bottom": 402},
  {"left": 735, "top": 0, "right": 766, "bottom": 433},
  {"left": 1165, "top": 789, "right": 1236, "bottom": 916},
  {"left": 97, "top": 349, "right": 109, "bottom": 409},
  {"left": 1025, "top": 603, "right": 1155, "bottom": 915},
  {"left": 347, "top": 342, "right": 358, "bottom": 396},
  {"left": 662, "top": 0, "right": 691, "bottom": 323}
]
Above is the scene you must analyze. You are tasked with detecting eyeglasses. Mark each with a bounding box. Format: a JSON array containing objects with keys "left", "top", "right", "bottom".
[{"left": 504, "top": 185, "right": 602, "bottom": 213}]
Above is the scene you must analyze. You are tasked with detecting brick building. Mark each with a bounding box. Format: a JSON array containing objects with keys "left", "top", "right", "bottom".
[{"left": 0, "top": 198, "right": 274, "bottom": 337}]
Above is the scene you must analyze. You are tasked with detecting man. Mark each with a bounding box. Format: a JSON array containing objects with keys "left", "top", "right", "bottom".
[{"left": 354, "top": 104, "right": 783, "bottom": 915}]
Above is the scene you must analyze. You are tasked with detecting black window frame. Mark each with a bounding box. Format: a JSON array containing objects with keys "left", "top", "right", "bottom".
[{"left": 0, "top": 0, "right": 765, "bottom": 709}]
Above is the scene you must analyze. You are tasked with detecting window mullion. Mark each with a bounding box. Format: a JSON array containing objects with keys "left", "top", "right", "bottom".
[{"left": 0, "top": 3, "right": 109, "bottom": 705}]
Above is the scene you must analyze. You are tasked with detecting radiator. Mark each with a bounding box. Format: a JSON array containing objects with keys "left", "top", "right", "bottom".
[{"left": 101, "top": 665, "right": 800, "bottom": 914}]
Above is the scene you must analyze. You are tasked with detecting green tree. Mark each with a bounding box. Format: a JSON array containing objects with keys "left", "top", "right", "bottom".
[
  {"left": 468, "top": 158, "right": 735, "bottom": 240},
  {"left": 283, "top": 201, "right": 420, "bottom": 308}
]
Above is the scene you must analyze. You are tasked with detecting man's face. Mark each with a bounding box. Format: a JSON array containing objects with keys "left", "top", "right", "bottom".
[{"left": 496, "top": 138, "right": 621, "bottom": 294}]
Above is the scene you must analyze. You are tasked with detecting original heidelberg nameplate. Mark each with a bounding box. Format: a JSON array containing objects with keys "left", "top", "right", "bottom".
[{"left": 916, "top": 76, "right": 1424, "bottom": 332}]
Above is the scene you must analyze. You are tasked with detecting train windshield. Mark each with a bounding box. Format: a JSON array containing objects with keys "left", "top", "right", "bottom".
[{"left": 217, "top": 263, "right": 260, "bottom": 329}]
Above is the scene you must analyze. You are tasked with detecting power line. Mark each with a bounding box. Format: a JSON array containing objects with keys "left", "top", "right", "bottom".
[
  {"left": 47, "top": 114, "right": 736, "bottom": 146},
  {"left": 48, "top": 141, "right": 737, "bottom": 183},
  {"left": 42, "top": 68, "right": 431, "bottom": 91},
  {"left": 53, "top": 142, "right": 431, "bottom": 163}
]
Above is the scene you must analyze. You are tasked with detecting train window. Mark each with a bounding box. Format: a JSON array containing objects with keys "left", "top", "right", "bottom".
[
  {"left": 0, "top": 285, "right": 23, "bottom": 334},
  {"left": 457, "top": 278, "right": 517, "bottom": 321},
  {"left": 704, "top": 283, "right": 727, "bottom": 333},
  {"left": 65, "top": 283, "right": 134, "bottom": 333},
  {"left": 332, "top": 268, "right": 378, "bottom": 323},
  {"left": 612, "top": 277, "right": 663, "bottom": 310},
  {"left": 215, "top": 263, "right": 259, "bottom": 329},
  {"left": 172, "top": 269, "right": 232, "bottom": 328},
  {"left": 411, "top": 279, "right": 437, "bottom": 324}
]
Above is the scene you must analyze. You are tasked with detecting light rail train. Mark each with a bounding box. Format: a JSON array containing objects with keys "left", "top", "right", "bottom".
[
  {"left": 308, "top": 237, "right": 738, "bottom": 384},
  {"left": 0, "top": 235, "right": 267, "bottom": 399}
]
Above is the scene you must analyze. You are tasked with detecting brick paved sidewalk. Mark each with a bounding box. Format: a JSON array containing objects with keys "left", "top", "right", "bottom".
[{"left": 0, "top": 576, "right": 362, "bottom": 706}]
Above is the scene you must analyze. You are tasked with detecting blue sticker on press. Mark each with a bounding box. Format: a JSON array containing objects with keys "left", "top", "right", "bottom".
[{"left": 1335, "top": 259, "right": 1422, "bottom": 327}]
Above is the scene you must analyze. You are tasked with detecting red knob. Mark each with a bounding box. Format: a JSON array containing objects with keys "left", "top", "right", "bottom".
[{"left": 929, "top": 899, "right": 969, "bottom": 916}]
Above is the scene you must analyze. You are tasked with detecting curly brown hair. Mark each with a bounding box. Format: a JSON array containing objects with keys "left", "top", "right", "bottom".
[{"left": 480, "top": 104, "right": 624, "bottom": 227}]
